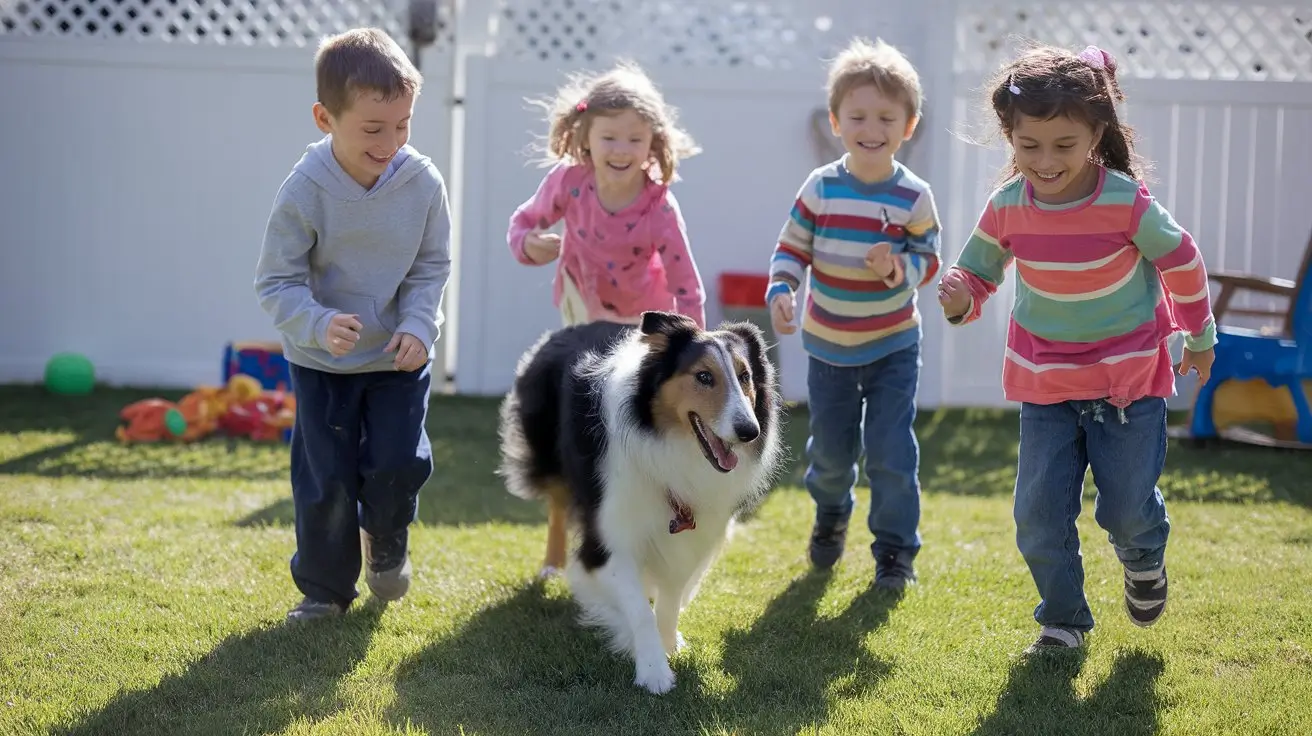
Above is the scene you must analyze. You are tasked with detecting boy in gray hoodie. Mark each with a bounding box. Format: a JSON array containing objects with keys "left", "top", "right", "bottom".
[{"left": 254, "top": 27, "right": 453, "bottom": 622}]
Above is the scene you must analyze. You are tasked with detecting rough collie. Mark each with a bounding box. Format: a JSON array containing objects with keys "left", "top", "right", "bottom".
[{"left": 497, "top": 311, "right": 784, "bottom": 694}]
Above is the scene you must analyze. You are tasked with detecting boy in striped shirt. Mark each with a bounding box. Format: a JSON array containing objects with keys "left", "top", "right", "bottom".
[{"left": 767, "top": 37, "right": 942, "bottom": 590}]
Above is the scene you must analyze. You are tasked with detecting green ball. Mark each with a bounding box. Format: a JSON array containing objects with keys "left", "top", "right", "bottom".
[
  {"left": 44, "top": 352, "right": 95, "bottom": 396},
  {"left": 164, "top": 408, "right": 187, "bottom": 437}
]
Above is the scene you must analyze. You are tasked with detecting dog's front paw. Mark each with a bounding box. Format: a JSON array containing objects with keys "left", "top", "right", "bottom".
[{"left": 634, "top": 659, "right": 676, "bottom": 695}]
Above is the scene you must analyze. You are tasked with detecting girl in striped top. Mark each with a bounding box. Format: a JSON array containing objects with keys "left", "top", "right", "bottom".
[{"left": 938, "top": 44, "right": 1217, "bottom": 654}]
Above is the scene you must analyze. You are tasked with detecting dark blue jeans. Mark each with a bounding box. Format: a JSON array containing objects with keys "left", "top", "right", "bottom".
[
  {"left": 804, "top": 343, "right": 922, "bottom": 557},
  {"left": 288, "top": 362, "right": 433, "bottom": 608},
  {"left": 1015, "top": 397, "right": 1171, "bottom": 633}
]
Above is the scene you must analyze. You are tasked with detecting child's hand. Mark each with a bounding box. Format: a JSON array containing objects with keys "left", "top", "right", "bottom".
[
  {"left": 524, "top": 231, "right": 562, "bottom": 265},
  {"left": 1178, "top": 347, "right": 1214, "bottom": 384},
  {"left": 326, "top": 313, "right": 363, "bottom": 356},
  {"left": 386, "top": 332, "right": 428, "bottom": 372},
  {"left": 770, "top": 292, "right": 797, "bottom": 335},
  {"left": 937, "top": 271, "right": 971, "bottom": 320},
  {"left": 865, "top": 243, "right": 897, "bottom": 280}
]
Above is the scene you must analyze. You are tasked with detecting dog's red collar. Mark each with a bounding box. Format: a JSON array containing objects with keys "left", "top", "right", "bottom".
[{"left": 667, "top": 491, "right": 695, "bottom": 534}]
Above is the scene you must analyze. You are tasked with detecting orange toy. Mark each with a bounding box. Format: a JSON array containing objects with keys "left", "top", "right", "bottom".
[
  {"left": 174, "top": 389, "right": 219, "bottom": 442},
  {"left": 114, "top": 373, "right": 296, "bottom": 445},
  {"left": 116, "top": 398, "right": 187, "bottom": 443}
]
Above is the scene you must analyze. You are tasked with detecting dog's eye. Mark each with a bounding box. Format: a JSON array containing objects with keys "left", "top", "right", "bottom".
[
  {"left": 695, "top": 371, "right": 714, "bottom": 386},
  {"left": 738, "top": 370, "right": 750, "bottom": 384}
]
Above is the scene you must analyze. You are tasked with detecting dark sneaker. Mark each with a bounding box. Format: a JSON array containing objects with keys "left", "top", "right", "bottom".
[
  {"left": 873, "top": 549, "right": 917, "bottom": 591},
  {"left": 1124, "top": 565, "right": 1168, "bottom": 627},
  {"left": 286, "top": 597, "right": 344, "bottom": 622},
  {"left": 1024, "top": 625, "right": 1085, "bottom": 654},
  {"left": 808, "top": 516, "right": 849, "bottom": 569}
]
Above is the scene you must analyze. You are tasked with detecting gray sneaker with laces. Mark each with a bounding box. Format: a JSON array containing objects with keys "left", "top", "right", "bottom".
[
  {"left": 362, "top": 528, "right": 412, "bottom": 601},
  {"left": 286, "top": 597, "right": 344, "bottom": 622}
]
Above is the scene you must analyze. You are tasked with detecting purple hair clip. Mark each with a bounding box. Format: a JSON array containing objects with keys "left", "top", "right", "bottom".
[
  {"left": 1007, "top": 74, "right": 1021, "bottom": 95},
  {"left": 1078, "top": 44, "right": 1114, "bottom": 71}
]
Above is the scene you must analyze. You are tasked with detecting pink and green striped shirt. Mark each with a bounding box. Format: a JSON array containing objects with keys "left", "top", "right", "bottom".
[
  {"left": 767, "top": 158, "right": 942, "bottom": 366},
  {"left": 946, "top": 166, "right": 1217, "bottom": 407}
]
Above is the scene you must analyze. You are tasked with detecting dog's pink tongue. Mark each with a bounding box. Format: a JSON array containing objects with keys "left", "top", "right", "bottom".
[{"left": 711, "top": 435, "right": 738, "bottom": 470}]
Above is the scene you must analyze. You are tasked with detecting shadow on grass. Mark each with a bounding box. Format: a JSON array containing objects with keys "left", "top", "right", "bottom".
[
  {"left": 970, "top": 647, "right": 1165, "bottom": 736},
  {"left": 713, "top": 569, "right": 899, "bottom": 733},
  {"left": 385, "top": 570, "right": 899, "bottom": 735},
  {"left": 55, "top": 601, "right": 386, "bottom": 736}
]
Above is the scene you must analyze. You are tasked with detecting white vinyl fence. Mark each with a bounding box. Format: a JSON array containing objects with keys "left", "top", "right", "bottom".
[{"left": 3, "top": 0, "right": 1310, "bottom": 408}]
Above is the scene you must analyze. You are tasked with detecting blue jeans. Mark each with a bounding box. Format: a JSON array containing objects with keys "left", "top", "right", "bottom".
[
  {"left": 1015, "top": 397, "right": 1171, "bottom": 633},
  {"left": 288, "top": 362, "right": 434, "bottom": 608},
  {"left": 804, "top": 343, "right": 922, "bottom": 557}
]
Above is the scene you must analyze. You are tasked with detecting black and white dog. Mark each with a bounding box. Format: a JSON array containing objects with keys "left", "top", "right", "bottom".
[{"left": 497, "top": 311, "right": 784, "bottom": 694}]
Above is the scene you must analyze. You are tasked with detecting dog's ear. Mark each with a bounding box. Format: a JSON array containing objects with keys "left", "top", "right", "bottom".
[
  {"left": 721, "top": 319, "right": 764, "bottom": 345},
  {"left": 640, "top": 311, "right": 697, "bottom": 338},
  {"left": 723, "top": 321, "right": 776, "bottom": 386}
]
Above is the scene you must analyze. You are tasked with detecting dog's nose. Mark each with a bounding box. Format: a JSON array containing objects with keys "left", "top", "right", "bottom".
[{"left": 733, "top": 419, "right": 760, "bottom": 443}]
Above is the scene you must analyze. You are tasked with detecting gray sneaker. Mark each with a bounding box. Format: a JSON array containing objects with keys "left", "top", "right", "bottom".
[
  {"left": 361, "top": 528, "right": 412, "bottom": 601},
  {"left": 286, "top": 597, "right": 344, "bottom": 622},
  {"left": 1023, "top": 625, "right": 1085, "bottom": 654}
]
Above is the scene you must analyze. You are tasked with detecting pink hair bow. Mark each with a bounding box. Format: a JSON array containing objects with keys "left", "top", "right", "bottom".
[{"left": 1078, "top": 45, "right": 1115, "bottom": 71}]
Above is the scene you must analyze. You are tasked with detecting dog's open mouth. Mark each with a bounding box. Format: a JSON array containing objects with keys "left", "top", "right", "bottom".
[{"left": 689, "top": 412, "right": 737, "bottom": 472}]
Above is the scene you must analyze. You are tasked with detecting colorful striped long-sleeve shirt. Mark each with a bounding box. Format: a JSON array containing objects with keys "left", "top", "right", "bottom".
[
  {"left": 945, "top": 166, "right": 1217, "bottom": 407},
  {"left": 766, "top": 158, "right": 942, "bottom": 366}
]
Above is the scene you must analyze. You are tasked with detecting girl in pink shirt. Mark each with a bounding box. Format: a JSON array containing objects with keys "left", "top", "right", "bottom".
[{"left": 507, "top": 62, "right": 707, "bottom": 327}]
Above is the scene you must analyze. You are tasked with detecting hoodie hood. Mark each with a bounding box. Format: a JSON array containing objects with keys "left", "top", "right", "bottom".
[{"left": 293, "top": 135, "right": 429, "bottom": 201}]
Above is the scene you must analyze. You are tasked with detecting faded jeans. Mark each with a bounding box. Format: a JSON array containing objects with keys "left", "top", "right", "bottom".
[
  {"left": 1015, "top": 397, "right": 1171, "bottom": 632},
  {"left": 804, "top": 343, "right": 922, "bottom": 558}
]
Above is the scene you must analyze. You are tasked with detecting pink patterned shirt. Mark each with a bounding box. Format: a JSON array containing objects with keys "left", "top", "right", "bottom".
[{"left": 507, "top": 162, "right": 706, "bottom": 327}]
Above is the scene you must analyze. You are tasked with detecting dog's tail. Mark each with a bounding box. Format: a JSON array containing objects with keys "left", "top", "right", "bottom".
[
  {"left": 495, "top": 397, "right": 537, "bottom": 501},
  {"left": 496, "top": 329, "right": 555, "bottom": 501}
]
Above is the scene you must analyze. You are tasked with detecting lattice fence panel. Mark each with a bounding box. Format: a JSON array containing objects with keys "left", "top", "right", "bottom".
[
  {"left": 958, "top": 1, "right": 1312, "bottom": 81},
  {"left": 491, "top": 0, "right": 856, "bottom": 69},
  {"left": 0, "top": 0, "right": 453, "bottom": 49}
]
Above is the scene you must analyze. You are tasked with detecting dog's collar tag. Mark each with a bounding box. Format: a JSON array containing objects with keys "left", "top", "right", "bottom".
[{"left": 667, "top": 491, "right": 696, "bottom": 534}]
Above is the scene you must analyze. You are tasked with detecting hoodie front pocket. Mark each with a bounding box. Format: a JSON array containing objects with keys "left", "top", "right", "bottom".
[{"left": 318, "top": 290, "right": 392, "bottom": 355}]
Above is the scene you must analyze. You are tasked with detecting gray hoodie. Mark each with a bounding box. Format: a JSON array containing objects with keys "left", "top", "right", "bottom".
[{"left": 254, "top": 135, "right": 452, "bottom": 374}]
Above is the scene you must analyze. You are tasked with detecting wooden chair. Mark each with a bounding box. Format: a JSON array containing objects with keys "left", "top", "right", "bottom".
[{"left": 1209, "top": 232, "right": 1312, "bottom": 337}]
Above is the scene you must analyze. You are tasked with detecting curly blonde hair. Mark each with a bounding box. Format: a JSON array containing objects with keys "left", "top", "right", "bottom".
[
  {"left": 826, "top": 37, "right": 923, "bottom": 121},
  {"left": 529, "top": 61, "right": 700, "bottom": 184}
]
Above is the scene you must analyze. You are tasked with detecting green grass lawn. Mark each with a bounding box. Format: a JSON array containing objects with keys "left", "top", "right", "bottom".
[{"left": 1, "top": 384, "right": 1310, "bottom": 736}]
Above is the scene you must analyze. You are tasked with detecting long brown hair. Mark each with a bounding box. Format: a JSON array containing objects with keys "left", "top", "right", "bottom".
[
  {"left": 985, "top": 42, "right": 1148, "bottom": 187},
  {"left": 528, "top": 61, "right": 700, "bottom": 185}
]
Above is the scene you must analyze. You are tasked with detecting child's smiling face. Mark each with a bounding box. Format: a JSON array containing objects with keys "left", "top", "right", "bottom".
[
  {"left": 313, "top": 88, "right": 415, "bottom": 189},
  {"left": 1010, "top": 113, "right": 1104, "bottom": 203},
  {"left": 830, "top": 84, "right": 918, "bottom": 182},
  {"left": 586, "top": 109, "right": 655, "bottom": 190}
]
